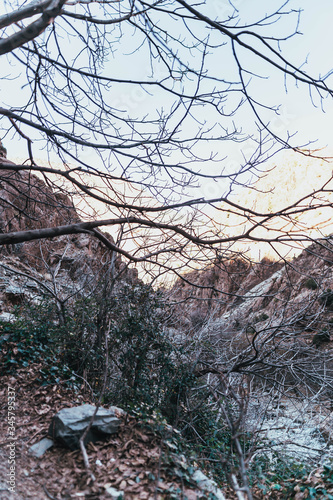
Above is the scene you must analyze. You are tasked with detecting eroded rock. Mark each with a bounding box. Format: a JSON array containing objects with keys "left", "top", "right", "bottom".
[{"left": 48, "top": 404, "right": 121, "bottom": 450}]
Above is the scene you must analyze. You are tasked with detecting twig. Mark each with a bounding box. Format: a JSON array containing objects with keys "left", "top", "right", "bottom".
[
  {"left": 78, "top": 322, "right": 110, "bottom": 482},
  {"left": 42, "top": 484, "right": 56, "bottom": 500},
  {"left": 26, "top": 429, "right": 47, "bottom": 444},
  {"left": 79, "top": 439, "right": 95, "bottom": 482},
  {"left": 8, "top": 116, "right": 35, "bottom": 164}
]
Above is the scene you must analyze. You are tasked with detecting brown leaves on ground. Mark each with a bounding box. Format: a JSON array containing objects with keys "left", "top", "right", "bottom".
[{"left": 0, "top": 365, "right": 216, "bottom": 499}]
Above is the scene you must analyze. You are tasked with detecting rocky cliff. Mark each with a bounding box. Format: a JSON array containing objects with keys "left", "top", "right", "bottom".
[
  {"left": 173, "top": 237, "right": 333, "bottom": 371},
  {"left": 0, "top": 153, "right": 138, "bottom": 319}
]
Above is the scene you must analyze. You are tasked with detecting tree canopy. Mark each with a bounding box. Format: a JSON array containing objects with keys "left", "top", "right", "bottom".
[{"left": 0, "top": 0, "right": 332, "bottom": 275}]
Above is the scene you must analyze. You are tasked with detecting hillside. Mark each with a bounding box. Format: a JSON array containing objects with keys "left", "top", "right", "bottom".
[{"left": 174, "top": 238, "right": 333, "bottom": 334}]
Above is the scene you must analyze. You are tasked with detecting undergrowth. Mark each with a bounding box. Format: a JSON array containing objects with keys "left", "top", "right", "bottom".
[
  {"left": 250, "top": 453, "right": 333, "bottom": 499},
  {"left": 1, "top": 282, "right": 332, "bottom": 497}
]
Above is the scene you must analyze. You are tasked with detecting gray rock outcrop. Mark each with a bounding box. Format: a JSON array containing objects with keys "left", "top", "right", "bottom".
[{"left": 49, "top": 404, "right": 121, "bottom": 450}]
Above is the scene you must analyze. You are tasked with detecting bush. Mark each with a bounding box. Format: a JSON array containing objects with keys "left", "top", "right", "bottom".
[
  {"left": 0, "top": 282, "right": 195, "bottom": 416},
  {"left": 102, "top": 283, "right": 194, "bottom": 416},
  {"left": 250, "top": 454, "right": 333, "bottom": 499},
  {"left": 253, "top": 313, "right": 269, "bottom": 323},
  {"left": 304, "top": 277, "right": 318, "bottom": 290},
  {"left": 0, "top": 305, "right": 75, "bottom": 385}
]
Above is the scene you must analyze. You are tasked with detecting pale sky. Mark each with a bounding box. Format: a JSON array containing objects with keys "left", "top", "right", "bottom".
[
  {"left": 0, "top": 0, "right": 333, "bottom": 268},
  {"left": 0, "top": 0, "right": 332, "bottom": 188}
]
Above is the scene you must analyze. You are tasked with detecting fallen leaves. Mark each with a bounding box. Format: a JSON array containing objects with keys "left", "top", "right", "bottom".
[{"left": 0, "top": 364, "right": 219, "bottom": 499}]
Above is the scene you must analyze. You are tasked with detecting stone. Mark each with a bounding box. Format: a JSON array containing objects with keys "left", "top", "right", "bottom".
[
  {"left": 28, "top": 438, "right": 54, "bottom": 457},
  {"left": 0, "top": 312, "right": 16, "bottom": 323},
  {"left": 192, "top": 470, "right": 226, "bottom": 500},
  {"left": 105, "top": 486, "right": 124, "bottom": 499},
  {"left": 48, "top": 404, "right": 121, "bottom": 450}
]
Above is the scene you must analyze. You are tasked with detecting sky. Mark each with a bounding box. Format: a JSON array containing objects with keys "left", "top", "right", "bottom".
[
  {"left": 0, "top": 0, "right": 333, "bottom": 269},
  {"left": 1, "top": 0, "right": 333, "bottom": 202}
]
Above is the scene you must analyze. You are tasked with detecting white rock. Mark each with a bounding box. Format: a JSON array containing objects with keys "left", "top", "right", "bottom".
[
  {"left": 108, "top": 405, "right": 127, "bottom": 417},
  {"left": 105, "top": 486, "right": 124, "bottom": 499},
  {"left": 5, "top": 285, "right": 25, "bottom": 296},
  {"left": 0, "top": 312, "right": 16, "bottom": 322},
  {"left": 192, "top": 470, "right": 226, "bottom": 500}
]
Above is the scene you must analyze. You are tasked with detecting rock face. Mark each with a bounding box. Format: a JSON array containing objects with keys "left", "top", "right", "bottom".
[
  {"left": 0, "top": 164, "right": 114, "bottom": 273},
  {"left": 0, "top": 154, "right": 139, "bottom": 317},
  {"left": 171, "top": 238, "right": 333, "bottom": 382},
  {"left": 172, "top": 256, "right": 282, "bottom": 322},
  {"left": 0, "top": 150, "right": 128, "bottom": 280},
  {"left": 174, "top": 239, "right": 333, "bottom": 322},
  {"left": 49, "top": 404, "right": 121, "bottom": 450}
]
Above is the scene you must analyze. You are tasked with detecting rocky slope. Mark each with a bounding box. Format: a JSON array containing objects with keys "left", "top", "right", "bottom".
[
  {"left": 0, "top": 364, "right": 229, "bottom": 500},
  {"left": 173, "top": 237, "right": 333, "bottom": 335},
  {"left": 0, "top": 153, "right": 139, "bottom": 319}
]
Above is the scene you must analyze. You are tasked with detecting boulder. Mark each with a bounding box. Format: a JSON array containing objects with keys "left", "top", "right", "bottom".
[
  {"left": 48, "top": 404, "right": 121, "bottom": 450},
  {"left": 0, "top": 312, "right": 16, "bottom": 323}
]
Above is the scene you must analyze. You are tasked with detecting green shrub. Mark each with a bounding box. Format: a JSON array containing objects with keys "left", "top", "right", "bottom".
[
  {"left": 250, "top": 454, "right": 333, "bottom": 499},
  {"left": 0, "top": 281, "right": 195, "bottom": 409},
  {"left": 253, "top": 313, "right": 269, "bottom": 323},
  {"left": 103, "top": 283, "right": 185, "bottom": 413},
  {"left": 0, "top": 310, "right": 75, "bottom": 385},
  {"left": 304, "top": 277, "right": 318, "bottom": 290}
]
